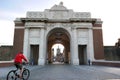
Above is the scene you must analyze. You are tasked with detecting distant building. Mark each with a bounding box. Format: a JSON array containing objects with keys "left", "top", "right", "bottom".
[
  {"left": 56, "top": 46, "right": 61, "bottom": 55},
  {"left": 13, "top": 2, "right": 104, "bottom": 65},
  {"left": 55, "top": 46, "right": 64, "bottom": 62}
]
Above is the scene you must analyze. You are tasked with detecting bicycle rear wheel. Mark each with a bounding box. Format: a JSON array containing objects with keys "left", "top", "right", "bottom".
[
  {"left": 7, "top": 70, "right": 16, "bottom": 80},
  {"left": 22, "top": 69, "right": 30, "bottom": 80}
]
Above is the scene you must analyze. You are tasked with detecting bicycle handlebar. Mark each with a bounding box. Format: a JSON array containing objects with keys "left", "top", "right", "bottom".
[{"left": 22, "top": 62, "right": 29, "bottom": 65}]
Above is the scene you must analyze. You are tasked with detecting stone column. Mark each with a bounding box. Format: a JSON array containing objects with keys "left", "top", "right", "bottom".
[
  {"left": 87, "top": 27, "right": 95, "bottom": 64},
  {"left": 38, "top": 28, "right": 45, "bottom": 65},
  {"left": 71, "top": 28, "right": 79, "bottom": 65},
  {"left": 23, "top": 28, "right": 30, "bottom": 60}
]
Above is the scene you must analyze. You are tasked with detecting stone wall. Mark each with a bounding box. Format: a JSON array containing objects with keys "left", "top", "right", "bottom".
[
  {"left": 0, "top": 61, "right": 14, "bottom": 67},
  {"left": 0, "top": 46, "right": 13, "bottom": 61},
  {"left": 104, "top": 46, "right": 120, "bottom": 61},
  {"left": 92, "top": 61, "right": 120, "bottom": 67}
]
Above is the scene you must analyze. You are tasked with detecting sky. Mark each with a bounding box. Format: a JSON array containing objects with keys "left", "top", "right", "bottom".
[{"left": 0, "top": 0, "right": 120, "bottom": 46}]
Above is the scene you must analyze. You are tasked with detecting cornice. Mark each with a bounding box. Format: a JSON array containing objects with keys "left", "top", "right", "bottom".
[{"left": 20, "top": 18, "right": 98, "bottom": 23}]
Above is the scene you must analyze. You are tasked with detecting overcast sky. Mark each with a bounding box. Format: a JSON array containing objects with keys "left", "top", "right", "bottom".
[{"left": 0, "top": 0, "right": 120, "bottom": 46}]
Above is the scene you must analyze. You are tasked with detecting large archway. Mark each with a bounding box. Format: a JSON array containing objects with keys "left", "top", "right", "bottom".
[{"left": 46, "top": 28, "right": 71, "bottom": 64}]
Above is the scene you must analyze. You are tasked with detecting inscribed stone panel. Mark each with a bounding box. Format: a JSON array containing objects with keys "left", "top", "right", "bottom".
[
  {"left": 47, "top": 11, "right": 69, "bottom": 19},
  {"left": 27, "top": 12, "right": 44, "bottom": 18},
  {"left": 29, "top": 38, "right": 40, "bottom": 44},
  {"left": 77, "top": 29, "right": 88, "bottom": 44},
  {"left": 77, "top": 29, "right": 88, "bottom": 38},
  {"left": 73, "top": 12, "right": 91, "bottom": 18},
  {"left": 29, "top": 29, "right": 40, "bottom": 38}
]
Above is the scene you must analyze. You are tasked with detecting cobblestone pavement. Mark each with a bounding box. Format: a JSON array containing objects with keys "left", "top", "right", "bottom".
[{"left": 1, "top": 64, "right": 120, "bottom": 80}]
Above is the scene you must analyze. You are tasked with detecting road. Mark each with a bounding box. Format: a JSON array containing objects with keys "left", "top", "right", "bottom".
[
  {"left": 29, "top": 64, "right": 120, "bottom": 80},
  {"left": 1, "top": 64, "right": 120, "bottom": 80}
]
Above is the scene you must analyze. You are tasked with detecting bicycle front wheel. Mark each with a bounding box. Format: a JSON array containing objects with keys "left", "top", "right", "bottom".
[
  {"left": 22, "top": 69, "right": 30, "bottom": 80},
  {"left": 7, "top": 70, "right": 16, "bottom": 80}
]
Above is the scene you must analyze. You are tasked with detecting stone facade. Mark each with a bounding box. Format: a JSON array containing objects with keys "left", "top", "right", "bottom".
[{"left": 13, "top": 2, "right": 104, "bottom": 65}]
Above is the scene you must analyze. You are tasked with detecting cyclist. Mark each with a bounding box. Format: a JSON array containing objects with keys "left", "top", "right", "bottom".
[{"left": 14, "top": 51, "right": 28, "bottom": 79}]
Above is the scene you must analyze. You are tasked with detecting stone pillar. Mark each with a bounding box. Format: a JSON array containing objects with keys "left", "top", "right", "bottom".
[
  {"left": 71, "top": 28, "right": 79, "bottom": 65},
  {"left": 87, "top": 27, "right": 95, "bottom": 64},
  {"left": 23, "top": 28, "right": 30, "bottom": 60},
  {"left": 38, "top": 28, "right": 45, "bottom": 65}
]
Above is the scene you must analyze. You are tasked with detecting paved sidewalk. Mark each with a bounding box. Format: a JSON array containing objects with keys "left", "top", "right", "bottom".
[{"left": 74, "top": 65, "right": 120, "bottom": 76}]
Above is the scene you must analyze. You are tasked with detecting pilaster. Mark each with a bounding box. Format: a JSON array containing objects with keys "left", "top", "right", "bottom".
[
  {"left": 23, "top": 28, "right": 30, "bottom": 60},
  {"left": 87, "top": 27, "right": 95, "bottom": 63},
  {"left": 71, "top": 28, "right": 79, "bottom": 65},
  {"left": 38, "top": 28, "right": 45, "bottom": 65}
]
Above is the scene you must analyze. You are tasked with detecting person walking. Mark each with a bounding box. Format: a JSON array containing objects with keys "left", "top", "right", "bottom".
[{"left": 88, "top": 59, "right": 91, "bottom": 66}]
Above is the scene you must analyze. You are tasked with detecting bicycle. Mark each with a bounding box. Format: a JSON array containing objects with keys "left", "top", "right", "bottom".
[{"left": 6, "top": 63, "right": 30, "bottom": 80}]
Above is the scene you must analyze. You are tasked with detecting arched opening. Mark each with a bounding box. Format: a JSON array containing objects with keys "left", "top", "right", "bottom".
[{"left": 46, "top": 28, "right": 70, "bottom": 64}]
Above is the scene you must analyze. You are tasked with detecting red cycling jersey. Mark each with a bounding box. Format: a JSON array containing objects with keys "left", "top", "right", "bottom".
[{"left": 14, "top": 52, "right": 28, "bottom": 64}]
